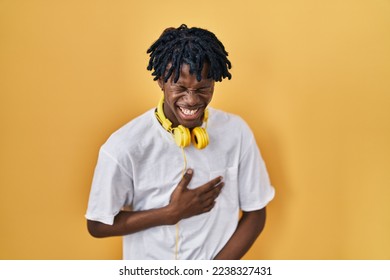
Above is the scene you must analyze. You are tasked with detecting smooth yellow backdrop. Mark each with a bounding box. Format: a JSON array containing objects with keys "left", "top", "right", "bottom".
[{"left": 1, "top": 0, "right": 389, "bottom": 259}]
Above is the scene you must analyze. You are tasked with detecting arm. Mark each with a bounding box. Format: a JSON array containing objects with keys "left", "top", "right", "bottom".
[
  {"left": 87, "top": 207, "right": 175, "bottom": 238},
  {"left": 213, "top": 207, "right": 266, "bottom": 260},
  {"left": 87, "top": 169, "right": 224, "bottom": 238}
]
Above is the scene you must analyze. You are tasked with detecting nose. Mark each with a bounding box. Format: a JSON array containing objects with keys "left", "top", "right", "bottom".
[{"left": 183, "top": 90, "right": 200, "bottom": 106}]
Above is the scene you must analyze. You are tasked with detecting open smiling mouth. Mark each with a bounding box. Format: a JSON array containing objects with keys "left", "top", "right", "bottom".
[
  {"left": 177, "top": 106, "right": 204, "bottom": 123},
  {"left": 179, "top": 107, "right": 199, "bottom": 116}
]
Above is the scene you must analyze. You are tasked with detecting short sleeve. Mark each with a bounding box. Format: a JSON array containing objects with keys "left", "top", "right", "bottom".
[
  {"left": 238, "top": 127, "right": 275, "bottom": 211},
  {"left": 85, "top": 148, "right": 134, "bottom": 225}
]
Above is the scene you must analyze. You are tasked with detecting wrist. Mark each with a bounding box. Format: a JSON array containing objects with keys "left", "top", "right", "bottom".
[{"left": 162, "top": 205, "right": 180, "bottom": 225}]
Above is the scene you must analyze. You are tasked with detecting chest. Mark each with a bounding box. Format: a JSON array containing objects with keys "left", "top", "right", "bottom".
[{"left": 129, "top": 135, "right": 241, "bottom": 210}]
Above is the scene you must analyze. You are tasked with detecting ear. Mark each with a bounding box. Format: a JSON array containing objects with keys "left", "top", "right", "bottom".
[
  {"left": 157, "top": 77, "right": 164, "bottom": 91},
  {"left": 210, "top": 81, "right": 215, "bottom": 94}
]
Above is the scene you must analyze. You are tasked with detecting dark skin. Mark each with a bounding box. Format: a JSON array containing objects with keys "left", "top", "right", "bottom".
[
  {"left": 87, "top": 169, "right": 224, "bottom": 237},
  {"left": 158, "top": 64, "right": 215, "bottom": 129},
  {"left": 213, "top": 208, "right": 266, "bottom": 260},
  {"left": 87, "top": 63, "right": 267, "bottom": 259}
]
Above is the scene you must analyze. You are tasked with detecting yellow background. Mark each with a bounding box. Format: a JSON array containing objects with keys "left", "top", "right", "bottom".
[{"left": 1, "top": 0, "right": 389, "bottom": 259}]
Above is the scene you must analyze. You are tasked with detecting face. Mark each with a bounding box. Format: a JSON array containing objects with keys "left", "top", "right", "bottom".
[{"left": 158, "top": 64, "right": 215, "bottom": 129}]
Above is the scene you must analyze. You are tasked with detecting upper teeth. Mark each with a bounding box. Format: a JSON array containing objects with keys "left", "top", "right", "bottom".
[{"left": 180, "top": 107, "right": 198, "bottom": 116}]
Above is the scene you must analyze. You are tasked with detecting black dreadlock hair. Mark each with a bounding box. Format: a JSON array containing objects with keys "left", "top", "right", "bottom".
[{"left": 147, "top": 24, "right": 232, "bottom": 83}]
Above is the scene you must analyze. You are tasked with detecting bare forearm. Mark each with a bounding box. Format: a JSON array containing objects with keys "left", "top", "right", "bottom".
[
  {"left": 214, "top": 207, "right": 267, "bottom": 260},
  {"left": 87, "top": 170, "right": 223, "bottom": 238},
  {"left": 87, "top": 206, "right": 176, "bottom": 238}
]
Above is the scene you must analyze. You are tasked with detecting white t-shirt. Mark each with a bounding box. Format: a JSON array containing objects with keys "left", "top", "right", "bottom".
[{"left": 86, "top": 107, "right": 275, "bottom": 259}]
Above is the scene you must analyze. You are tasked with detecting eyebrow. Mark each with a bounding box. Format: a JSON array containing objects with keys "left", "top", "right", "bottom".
[
  {"left": 173, "top": 81, "right": 213, "bottom": 88},
  {"left": 171, "top": 85, "right": 212, "bottom": 92}
]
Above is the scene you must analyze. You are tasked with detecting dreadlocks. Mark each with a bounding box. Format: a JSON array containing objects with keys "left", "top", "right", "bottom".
[{"left": 147, "top": 24, "right": 232, "bottom": 83}]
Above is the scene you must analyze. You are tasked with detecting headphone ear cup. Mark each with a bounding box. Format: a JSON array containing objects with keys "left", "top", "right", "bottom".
[
  {"left": 173, "top": 125, "right": 191, "bottom": 148},
  {"left": 191, "top": 127, "right": 209, "bottom": 149}
]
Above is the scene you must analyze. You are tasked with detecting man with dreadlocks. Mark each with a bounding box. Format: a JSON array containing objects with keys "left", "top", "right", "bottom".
[{"left": 86, "top": 24, "right": 275, "bottom": 260}]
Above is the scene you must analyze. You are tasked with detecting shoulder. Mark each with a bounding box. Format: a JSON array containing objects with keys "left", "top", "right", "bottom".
[
  {"left": 100, "top": 109, "right": 155, "bottom": 157},
  {"left": 208, "top": 107, "right": 254, "bottom": 137}
]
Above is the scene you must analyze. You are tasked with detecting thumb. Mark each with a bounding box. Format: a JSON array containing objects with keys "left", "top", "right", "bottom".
[{"left": 178, "top": 169, "right": 193, "bottom": 189}]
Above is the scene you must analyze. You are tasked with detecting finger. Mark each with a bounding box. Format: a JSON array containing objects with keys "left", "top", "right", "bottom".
[
  {"left": 213, "top": 181, "right": 224, "bottom": 193},
  {"left": 201, "top": 182, "right": 224, "bottom": 202},
  {"left": 202, "top": 200, "right": 216, "bottom": 213},
  {"left": 197, "top": 176, "right": 223, "bottom": 193},
  {"left": 177, "top": 169, "right": 193, "bottom": 189},
  {"left": 201, "top": 179, "right": 224, "bottom": 196}
]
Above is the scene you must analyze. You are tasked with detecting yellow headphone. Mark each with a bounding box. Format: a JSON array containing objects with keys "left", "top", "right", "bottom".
[{"left": 155, "top": 95, "right": 209, "bottom": 149}]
